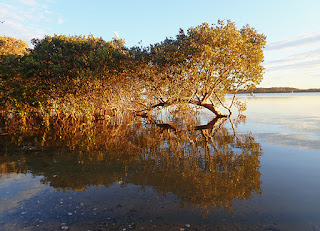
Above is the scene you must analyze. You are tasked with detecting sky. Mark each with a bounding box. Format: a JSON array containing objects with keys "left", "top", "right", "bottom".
[{"left": 1, "top": 0, "right": 320, "bottom": 89}]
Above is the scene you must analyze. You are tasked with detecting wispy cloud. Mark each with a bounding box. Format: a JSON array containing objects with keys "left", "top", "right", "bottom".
[
  {"left": 0, "top": 0, "right": 59, "bottom": 45},
  {"left": 266, "top": 48, "right": 320, "bottom": 65},
  {"left": 262, "top": 32, "right": 320, "bottom": 88},
  {"left": 264, "top": 48, "right": 320, "bottom": 72},
  {"left": 0, "top": 5, "right": 24, "bottom": 22},
  {"left": 266, "top": 32, "right": 320, "bottom": 51},
  {"left": 16, "top": 0, "right": 38, "bottom": 7},
  {"left": 265, "top": 60, "right": 320, "bottom": 72},
  {"left": 57, "top": 18, "right": 64, "bottom": 24}
]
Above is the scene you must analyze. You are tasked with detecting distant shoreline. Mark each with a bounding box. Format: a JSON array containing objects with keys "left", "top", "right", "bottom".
[{"left": 240, "top": 87, "right": 320, "bottom": 94}]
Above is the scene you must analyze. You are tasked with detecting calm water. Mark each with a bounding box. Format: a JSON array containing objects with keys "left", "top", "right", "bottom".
[{"left": 0, "top": 93, "right": 320, "bottom": 231}]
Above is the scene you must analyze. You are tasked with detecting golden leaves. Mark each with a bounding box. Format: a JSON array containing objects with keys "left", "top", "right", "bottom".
[{"left": 0, "top": 36, "right": 29, "bottom": 56}]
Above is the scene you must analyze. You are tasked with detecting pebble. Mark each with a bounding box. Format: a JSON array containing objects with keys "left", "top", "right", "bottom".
[
  {"left": 21, "top": 212, "right": 26, "bottom": 215},
  {"left": 21, "top": 145, "right": 40, "bottom": 151},
  {"left": 68, "top": 213, "right": 72, "bottom": 216},
  {"left": 61, "top": 226, "right": 69, "bottom": 230},
  {"left": 185, "top": 224, "right": 190, "bottom": 228}
]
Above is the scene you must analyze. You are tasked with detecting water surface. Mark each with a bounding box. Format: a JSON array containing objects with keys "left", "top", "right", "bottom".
[{"left": 1, "top": 93, "right": 320, "bottom": 231}]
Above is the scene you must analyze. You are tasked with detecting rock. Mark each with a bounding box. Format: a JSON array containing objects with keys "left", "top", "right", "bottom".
[
  {"left": 264, "top": 228, "right": 280, "bottom": 231},
  {"left": 20, "top": 145, "right": 40, "bottom": 151},
  {"left": 185, "top": 224, "right": 191, "bottom": 228},
  {"left": 61, "top": 226, "right": 69, "bottom": 230}
]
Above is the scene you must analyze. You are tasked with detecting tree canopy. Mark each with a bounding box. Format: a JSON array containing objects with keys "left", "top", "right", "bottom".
[
  {"left": 0, "top": 20, "right": 266, "bottom": 126},
  {"left": 0, "top": 36, "right": 29, "bottom": 56},
  {"left": 138, "top": 21, "right": 266, "bottom": 116}
]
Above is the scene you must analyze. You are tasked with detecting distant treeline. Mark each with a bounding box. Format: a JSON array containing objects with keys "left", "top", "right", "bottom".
[{"left": 241, "top": 87, "right": 320, "bottom": 93}]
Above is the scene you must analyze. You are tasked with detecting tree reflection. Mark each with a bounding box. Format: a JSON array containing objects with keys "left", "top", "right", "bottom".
[{"left": 0, "top": 115, "right": 261, "bottom": 212}]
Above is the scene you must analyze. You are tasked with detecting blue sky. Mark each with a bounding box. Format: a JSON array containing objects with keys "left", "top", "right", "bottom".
[{"left": 1, "top": 0, "right": 320, "bottom": 89}]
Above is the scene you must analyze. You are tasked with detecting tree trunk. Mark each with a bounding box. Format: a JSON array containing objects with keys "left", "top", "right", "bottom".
[
  {"left": 135, "top": 99, "right": 229, "bottom": 118},
  {"left": 198, "top": 103, "right": 227, "bottom": 117},
  {"left": 189, "top": 100, "right": 228, "bottom": 117}
]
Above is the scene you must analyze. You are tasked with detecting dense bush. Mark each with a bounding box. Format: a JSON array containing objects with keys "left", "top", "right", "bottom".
[{"left": 0, "top": 21, "right": 265, "bottom": 126}]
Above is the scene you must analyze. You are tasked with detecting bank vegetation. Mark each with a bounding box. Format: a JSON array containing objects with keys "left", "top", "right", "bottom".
[{"left": 0, "top": 20, "right": 265, "bottom": 128}]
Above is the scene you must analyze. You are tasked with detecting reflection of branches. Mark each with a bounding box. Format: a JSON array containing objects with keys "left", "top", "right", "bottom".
[
  {"left": 195, "top": 116, "right": 226, "bottom": 131},
  {"left": 228, "top": 117, "right": 238, "bottom": 138},
  {"left": 145, "top": 116, "right": 177, "bottom": 131},
  {"left": 0, "top": 115, "right": 262, "bottom": 213},
  {"left": 143, "top": 111, "right": 227, "bottom": 133}
]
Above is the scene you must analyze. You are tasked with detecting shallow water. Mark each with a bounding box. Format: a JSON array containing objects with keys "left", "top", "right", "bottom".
[{"left": 0, "top": 93, "right": 320, "bottom": 231}]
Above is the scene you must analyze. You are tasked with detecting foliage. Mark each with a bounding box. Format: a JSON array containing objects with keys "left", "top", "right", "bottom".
[
  {"left": 0, "top": 37, "right": 30, "bottom": 104},
  {"left": 0, "top": 34, "right": 134, "bottom": 125},
  {"left": 136, "top": 21, "right": 265, "bottom": 116},
  {"left": 0, "top": 36, "right": 29, "bottom": 56},
  {"left": 0, "top": 21, "right": 265, "bottom": 215},
  {"left": 0, "top": 20, "right": 266, "bottom": 126}
]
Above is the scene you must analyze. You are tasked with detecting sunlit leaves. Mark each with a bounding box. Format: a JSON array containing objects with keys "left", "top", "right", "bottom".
[
  {"left": 0, "top": 20, "right": 265, "bottom": 124},
  {"left": 137, "top": 21, "right": 266, "bottom": 116},
  {"left": 0, "top": 36, "right": 29, "bottom": 56}
]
